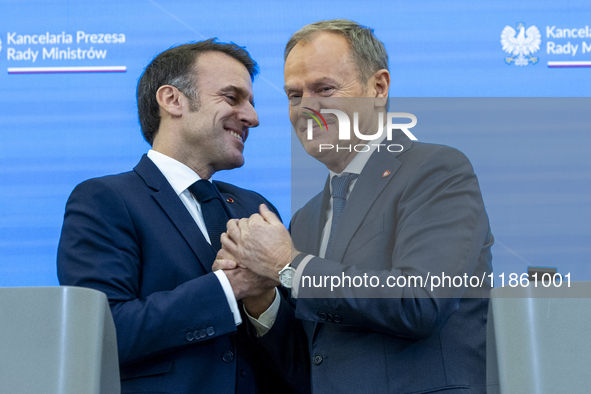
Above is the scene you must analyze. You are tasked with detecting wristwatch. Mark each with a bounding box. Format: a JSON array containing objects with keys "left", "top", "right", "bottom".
[{"left": 278, "top": 263, "right": 296, "bottom": 288}]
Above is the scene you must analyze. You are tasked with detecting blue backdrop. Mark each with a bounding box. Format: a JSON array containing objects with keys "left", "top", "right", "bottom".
[{"left": 1, "top": 0, "right": 590, "bottom": 286}]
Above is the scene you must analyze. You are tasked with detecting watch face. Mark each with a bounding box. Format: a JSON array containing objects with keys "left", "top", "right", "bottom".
[{"left": 279, "top": 268, "right": 293, "bottom": 288}]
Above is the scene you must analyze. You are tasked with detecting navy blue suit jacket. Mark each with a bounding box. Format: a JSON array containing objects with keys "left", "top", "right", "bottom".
[
  {"left": 259, "top": 133, "right": 494, "bottom": 394},
  {"left": 57, "top": 155, "right": 282, "bottom": 394}
]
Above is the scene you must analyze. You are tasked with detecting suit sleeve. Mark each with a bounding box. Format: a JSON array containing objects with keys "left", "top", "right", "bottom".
[
  {"left": 291, "top": 146, "right": 493, "bottom": 340},
  {"left": 57, "top": 179, "right": 237, "bottom": 366},
  {"left": 255, "top": 287, "right": 311, "bottom": 394}
]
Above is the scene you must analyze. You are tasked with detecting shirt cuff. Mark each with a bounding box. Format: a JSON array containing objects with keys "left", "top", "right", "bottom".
[
  {"left": 213, "top": 270, "right": 242, "bottom": 326},
  {"left": 291, "top": 254, "right": 314, "bottom": 299},
  {"left": 244, "top": 288, "right": 281, "bottom": 337}
]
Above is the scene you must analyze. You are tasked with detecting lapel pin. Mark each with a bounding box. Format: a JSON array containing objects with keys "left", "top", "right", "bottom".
[
  {"left": 226, "top": 198, "right": 234, "bottom": 203},
  {"left": 382, "top": 170, "right": 391, "bottom": 178}
]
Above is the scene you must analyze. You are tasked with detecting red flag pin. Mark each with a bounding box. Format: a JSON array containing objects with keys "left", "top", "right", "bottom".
[
  {"left": 226, "top": 198, "right": 234, "bottom": 203},
  {"left": 382, "top": 170, "right": 391, "bottom": 178}
]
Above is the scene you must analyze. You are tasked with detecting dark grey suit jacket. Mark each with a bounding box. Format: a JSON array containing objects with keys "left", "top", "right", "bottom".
[{"left": 259, "top": 132, "right": 494, "bottom": 394}]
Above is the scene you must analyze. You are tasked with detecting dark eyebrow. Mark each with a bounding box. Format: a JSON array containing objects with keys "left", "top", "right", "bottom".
[{"left": 220, "top": 85, "right": 255, "bottom": 107}]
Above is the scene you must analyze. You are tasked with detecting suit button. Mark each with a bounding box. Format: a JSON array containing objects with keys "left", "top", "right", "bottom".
[
  {"left": 185, "top": 332, "right": 195, "bottom": 342},
  {"left": 222, "top": 350, "right": 235, "bottom": 363},
  {"left": 312, "top": 355, "right": 323, "bottom": 365},
  {"left": 198, "top": 329, "right": 207, "bottom": 339},
  {"left": 334, "top": 314, "right": 342, "bottom": 324},
  {"left": 240, "top": 370, "right": 247, "bottom": 378},
  {"left": 318, "top": 312, "right": 327, "bottom": 321},
  {"left": 207, "top": 326, "right": 215, "bottom": 337},
  {"left": 326, "top": 313, "right": 333, "bottom": 322}
]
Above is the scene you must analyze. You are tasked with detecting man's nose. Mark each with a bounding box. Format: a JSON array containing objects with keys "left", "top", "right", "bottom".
[
  {"left": 240, "top": 102, "right": 259, "bottom": 128},
  {"left": 297, "top": 98, "right": 322, "bottom": 120}
]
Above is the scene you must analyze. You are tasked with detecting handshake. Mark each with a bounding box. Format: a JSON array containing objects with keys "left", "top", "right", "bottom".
[{"left": 213, "top": 204, "right": 296, "bottom": 317}]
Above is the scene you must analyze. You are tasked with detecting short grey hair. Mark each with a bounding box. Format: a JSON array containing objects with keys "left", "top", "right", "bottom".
[{"left": 284, "top": 19, "right": 389, "bottom": 84}]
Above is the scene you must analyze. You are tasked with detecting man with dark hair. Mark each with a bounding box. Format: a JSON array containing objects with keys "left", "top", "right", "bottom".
[
  {"left": 136, "top": 38, "right": 259, "bottom": 146},
  {"left": 217, "top": 19, "right": 493, "bottom": 394},
  {"left": 57, "top": 39, "right": 281, "bottom": 394}
]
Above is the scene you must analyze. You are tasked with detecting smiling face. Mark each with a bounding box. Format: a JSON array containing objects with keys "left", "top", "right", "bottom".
[
  {"left": 284, "top": 32, "right": 388, "bottom": 172},
  {"left": 176, "top": 51, "right": 258, "bottom": 178}
]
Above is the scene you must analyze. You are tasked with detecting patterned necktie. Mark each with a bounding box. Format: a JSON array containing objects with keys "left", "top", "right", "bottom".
[
  {"left": 188, "top": 180, "right": 229, "bottom": 252},
  {"left": 325, "top": 173, "right": 359, "bottom": 257}
]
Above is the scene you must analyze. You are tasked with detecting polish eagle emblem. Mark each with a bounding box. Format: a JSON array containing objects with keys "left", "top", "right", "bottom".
[{"left": 501, "top": 22, "right": 541, "bottom": 66}]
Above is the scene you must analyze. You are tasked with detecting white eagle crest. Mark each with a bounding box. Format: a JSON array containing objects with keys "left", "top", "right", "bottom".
[{"left": 501, "top": 23, "right": 541, "bottom": 66}]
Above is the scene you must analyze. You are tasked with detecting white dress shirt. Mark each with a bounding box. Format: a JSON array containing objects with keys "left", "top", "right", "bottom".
[{"left": 147, "top": 149, "right": 242, "bottom": 326}]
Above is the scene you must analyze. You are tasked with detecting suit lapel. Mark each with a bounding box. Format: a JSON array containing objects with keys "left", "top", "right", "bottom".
[
  {"left": 215, "top": 186, "right": 251, "bottom": 220},
  {"left": 325, "top": 132, "right": 412, "bottom": 262},
  {"left": 310, "top": 179, "right": 331, "bottom": 255},
  {"left": 134, "top": 155, "right": 216, "bottom": 273},
  {"left": 291, "top": 178, "right": 330, "bottom": 256}
]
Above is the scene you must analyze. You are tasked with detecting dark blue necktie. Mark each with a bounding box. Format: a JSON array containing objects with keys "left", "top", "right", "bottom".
[
  {"left": 188, "top": 180, "right": 229, "bottom": 252},
  {"left": 325, "top": 173, "right": 359, "bottom": 256}
]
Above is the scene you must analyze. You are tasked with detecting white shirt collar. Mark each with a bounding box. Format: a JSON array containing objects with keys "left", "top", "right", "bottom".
[
  {"left": 328, "top": 134, "right": 387, "bottom": 179},
  {"left": 147, "top": 149, "right": 209, "bottom": 196}
]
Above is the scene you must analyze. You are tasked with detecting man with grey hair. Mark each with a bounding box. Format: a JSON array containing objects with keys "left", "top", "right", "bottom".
[{"left": 217, "top": 19, "right": 493, "bottom": 394}]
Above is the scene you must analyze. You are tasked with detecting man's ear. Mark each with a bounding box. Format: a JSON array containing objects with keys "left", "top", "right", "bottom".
[
  {"left": 371, "top": 69, "right": 390, "bottom": 108},
  {"left": 156, "top": 85, "right": 184, "bottom": 117},
  {"left": 372, "top": 69, "right": 390, "bottom": 97}
]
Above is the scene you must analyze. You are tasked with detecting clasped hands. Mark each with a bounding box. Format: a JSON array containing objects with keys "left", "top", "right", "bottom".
[{"left": 212, "top": 204, "right": 293, "bottom": 317}]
